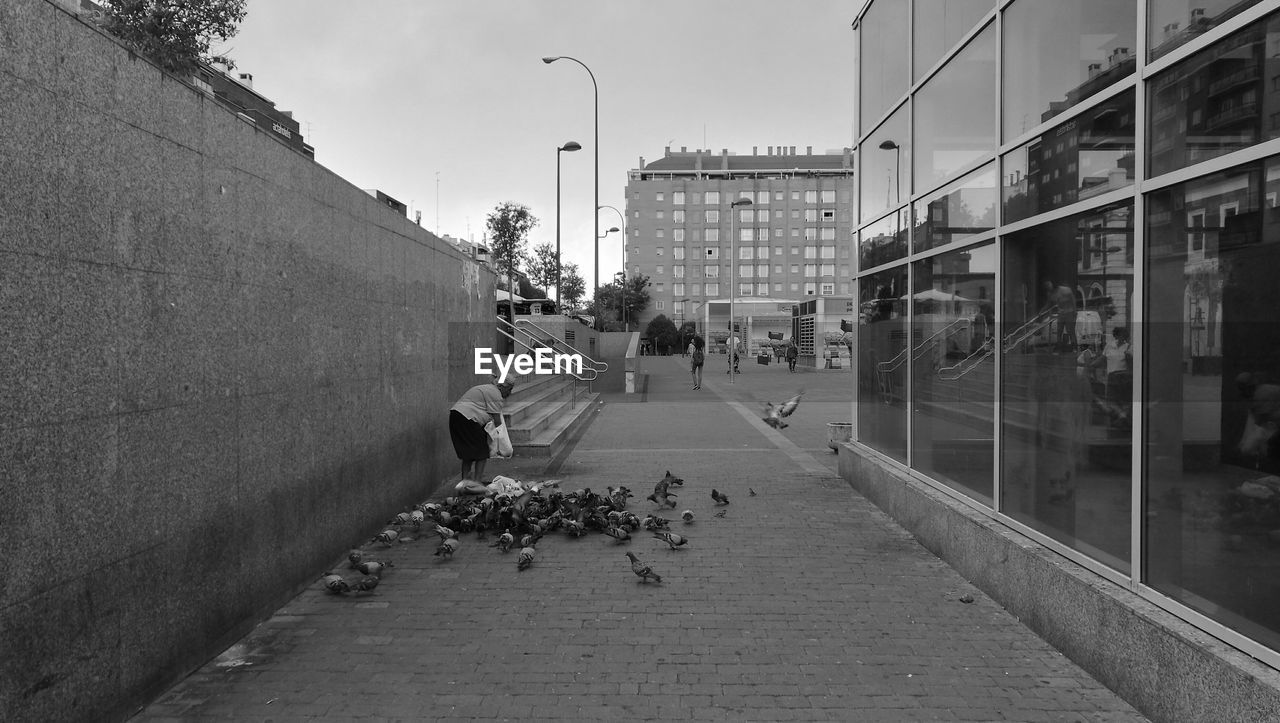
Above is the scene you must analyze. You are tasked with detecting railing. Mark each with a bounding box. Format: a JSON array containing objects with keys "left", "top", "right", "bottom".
[
  {"left": 1001, "top": 307, "right": 1059, "bottom": 355},
  {"left": 875, "top": 317, "right": 971, "bottom": 374},
  {"left": 495, "top": 315, "right": 606, "bottom": 382}
]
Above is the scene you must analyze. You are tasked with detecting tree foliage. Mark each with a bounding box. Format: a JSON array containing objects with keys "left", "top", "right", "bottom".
[
  {"left": 591, "top": 274, "right": 651, "bottom": 328},
  {"left": 560, "top": 263, "right": 586, "bottom": 312},
  {"left": 526, "top": 242, "right": 559, "bottom": 299},
  {"left": 645, "top": 314, "right": 680, "bottom": 354},
  {"left": 486, "top": 202, "right": 539, "bottom": 290},
  {"left": 94, "top": 0, "right": 247, "bottom": 74}
]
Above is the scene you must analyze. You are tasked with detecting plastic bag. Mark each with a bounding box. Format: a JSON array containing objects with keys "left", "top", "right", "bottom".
[
  {"left": 486, "top": 421, "right": 513, "bottom": 458},
  {"left": 487, "top": 475, "right": 525, "bottom": 496}
]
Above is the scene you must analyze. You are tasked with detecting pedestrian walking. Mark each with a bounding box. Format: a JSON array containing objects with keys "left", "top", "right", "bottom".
[
  {"left": 786, "top": 340, "right": 799, "bottom": 373},
  {"left": 690, "top": 335, "right": 705, "bottom": 390}
]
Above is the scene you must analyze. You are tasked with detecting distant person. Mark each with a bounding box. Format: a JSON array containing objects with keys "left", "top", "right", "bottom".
[
  {"left": 728, "top": 335, "right": 741, "bottom": 375},
  {"left": 1093, "top": 326, "right": 1132, "bottom": 426},
  {"left": 448, "top": 378, "right": 514, "bottom": 483},
  {"left": 690, "top": 335, "right": 706, "bottom": 390},
  {"left": 1040, "top": 277, "right": 1077, "bottom": 352},
  {"left": 786, "top": 340, "right": 799, "bottom": 373}
]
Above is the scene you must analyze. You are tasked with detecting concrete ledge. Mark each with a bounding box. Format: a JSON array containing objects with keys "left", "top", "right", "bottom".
[{"left": 837, "top": 444, "right": 1280, "bottom": 723}]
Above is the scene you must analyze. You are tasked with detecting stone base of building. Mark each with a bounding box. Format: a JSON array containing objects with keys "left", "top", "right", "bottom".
[{"left": 837, "top": 444, "right": 1280, "bottom": 722}]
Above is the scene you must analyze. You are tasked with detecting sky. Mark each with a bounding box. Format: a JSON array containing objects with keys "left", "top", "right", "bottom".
[{"left": 225, "top": 1, "right": 859, "bottom": 293}]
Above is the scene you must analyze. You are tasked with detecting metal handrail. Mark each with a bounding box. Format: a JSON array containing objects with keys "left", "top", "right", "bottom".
[
  {"left": 512, "top": 317, "right": 609, "bottom": 374},
  {"left": 875, "top": 317, "right": 971, "bottom": 373},
  {"left": 1002, "top": 308, "right": 1058, "bottom": 354},
  {"left": 496, "top": 315, "right": 600, "bottom": 382}
]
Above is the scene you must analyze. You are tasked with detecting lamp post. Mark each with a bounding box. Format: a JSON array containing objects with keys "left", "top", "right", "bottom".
[
  {"left": 728, "top": 197, "right": 753, "bottom": 383},
  {"left": 615, "top": 270, "right": 627, "bottom": 331},
  {"left": 543, "top": 56, "right": 599, "bottom": 302},
  {"left": 556, "top": 141, "right": 582, "bottom": 307},
  {"left": 879, "top": 140, "right": 901, "bottom": 205}
]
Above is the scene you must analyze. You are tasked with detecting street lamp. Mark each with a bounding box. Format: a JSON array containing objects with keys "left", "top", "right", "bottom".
[
  {"left": 615, "top": 270, "right": 627, "bottom": 331},
  {"left": 543, "top": 55, "right": 599, "bottom": 302},
  {"left": 556, "top": 140, "right": 582, "bottom": 307},
  {"left": 728, "top": 197, "right": 753, "bottom": 383},
  {"left": 879, "top": 139, "right": 901, "bottom": 205}
]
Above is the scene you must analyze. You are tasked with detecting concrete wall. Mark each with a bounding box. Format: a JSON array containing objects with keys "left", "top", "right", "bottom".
[
  {"left": 837, "top": 446, "right": 1280, "bottom": 723},
  {"left": 0, "top": 2, "right": 495, "bottom": 720}
]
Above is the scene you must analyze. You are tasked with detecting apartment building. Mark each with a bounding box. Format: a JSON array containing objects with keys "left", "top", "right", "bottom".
[{"left": 622, "top": 147, "right": 855, "bottom": 338}]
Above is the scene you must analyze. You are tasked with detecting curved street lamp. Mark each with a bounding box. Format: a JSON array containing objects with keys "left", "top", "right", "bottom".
[
  {"left": 543, "top": 56, "right": 599, "bottom": 301},
  {"left": 879, "top": 139, "right": 901, "bottom": 204},
  {"left": 556, "top": 140, "right": 582, "bottom": 307}
]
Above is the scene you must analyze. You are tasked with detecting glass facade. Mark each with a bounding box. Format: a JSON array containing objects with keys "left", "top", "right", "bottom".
[{"left": 854, "top": 0, "right": 1280, "bottom": 668}]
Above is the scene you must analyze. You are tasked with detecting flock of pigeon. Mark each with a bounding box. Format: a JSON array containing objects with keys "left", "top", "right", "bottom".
[
  {"left": 321, "top": 390, "right": 801, "bottom": 595},
  {"left": 321, "top": 469, "right": 749, "bottom": 594}
]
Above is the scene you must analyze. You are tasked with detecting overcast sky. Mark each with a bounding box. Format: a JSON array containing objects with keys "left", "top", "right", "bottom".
[{"left": 227, "top": 1, "right": 858, "bottom": 292}]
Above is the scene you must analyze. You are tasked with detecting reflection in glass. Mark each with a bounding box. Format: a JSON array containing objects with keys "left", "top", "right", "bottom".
[
  {"left": 1145, "top": 156, "right": 1280, "bottom": 653},
  {"left": 861, "top": 106, "right": 910, "bottom": 223},
  {"left": 911, "top": 242, "right": 996, "bottom": 503},
  {"left": 1148, "top": 13, "right": 1280, "bottom": 178},
  {"left": 1148, "top": 0, "right": 1264, "bottom": 60},
  {"left": 859, "top": 209, "right": 908, "bottom": 272},
  {"left": 1003, "top": 91, "right": 1136, "bottom": 224},
  {"left": 857, "top": 268, "right": 909, "bottom": 463},
  {"left": 913, "top": 163, "right": 997, "bottom": 253},
  {"left": 858, "top": 0, "right": 911, "bottom": 137},
  {"left": 914, "top": 23, "right": 997, "bottom": 191},
  {"left": 912, "top": 0, "right": 995, "bottom": 81},
  {"left": 1001, "top": 202, "right": 1134, "bottom": 572},
  {"left": 1002, "top": 0, "right": 1136, "bottom": 140}
]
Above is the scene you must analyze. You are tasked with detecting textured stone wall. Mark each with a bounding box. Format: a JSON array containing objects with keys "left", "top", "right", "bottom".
[{"left": 0, "top": 2, "right": 495, "bottom": 720}]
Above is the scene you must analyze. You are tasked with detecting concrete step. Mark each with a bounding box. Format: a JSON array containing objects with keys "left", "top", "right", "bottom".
[
  {"left": 511, "top": 391, "right": 599, "bottom": 458},
  {"left": 502, "top": 377, "right": 579, "bottom": 428}
]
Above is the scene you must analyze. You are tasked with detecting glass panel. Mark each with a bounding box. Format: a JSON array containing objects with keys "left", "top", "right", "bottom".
[
  {"left": 1149, "top": 0, "right": 1264, "bottom": 60},
  {"left": 857, "top": 267, "right": 909, "bottom": 462},
  {"left": 914, "top": 23, "right": 997, "bottom": 190},
  {"left": 1003, "top": 90, "right": 1136, "bottom": 224},
  {"left": 911, "top": 242, "right": 997, "bottom": 503},
  {"left": 1002, "top": 0, "right": 1136, "bottom": 140},
  {"left": 858, "top": 0, "right": 910, "bottom": 137},
  {"left": 913, "top": 162, "right": 998, "bottom": 253},
  {"left": 859, "top": 208, "right": 908, "bottom": 271},
  {"left": 1148, "top": 12, "right": 1280, "bottom": 178},
  {"left": 861, "top": 105, "right": 910, "bottom": 223},
  {"left": 912, "top": 0, "right": 995, "bottom": 80},
  {"left": 1001, "top": 201, "right": 1135, "bottom": 573},
  {"left": 1145, "top": 157, "right": 1280, "bottom": 653}
]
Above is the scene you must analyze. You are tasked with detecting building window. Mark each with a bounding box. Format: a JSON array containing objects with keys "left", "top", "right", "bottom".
[
  {"left": 673, "top": 209, "right": 685, "bottom": 223},
  {"left": 705, "top": 210, "right": 720, "bottom": 223},
  {"left": 821, "top": 228, "right": 836, "bottom": 241},
  {"left": 705, "top": 191, "right": 720, "bottom": 205},
  {"left": 674, "top": 265, "right": 685, "bottom": 278},
  {"left": 656, "top": 300, "right": 664, "bottom": 310},
  {"left": 791, "top": 264, "right": 800, "bottom": 274},
  {"left": 804, "top": 228, "right": 818, "bottom": 241},
  {"left": 805, "top": 190, "right": 818, "bottom": 203},
  {"left": 656, "top": 210, "right": 665, "bottom": 220},
  {"left": 673, "top": 191, "right": 685, "bottom": 205},
  {"left": 656, "top": 247, "right": 664, "bottom": 256},
  {"left": 655, "top": 282, "right": 664, "bottom": 292},
  {"left": 822, "top": 209, "right": 835, "bottom": 221},
  {"left": 738, "top": 264, "right": 754, "bottom": 278},
  {"left": 804, "top": 264, "right": 817, "bottom": 277},
  {"left": 706, "top": 228, "right": 719, "bottom": 243},
  {"left": 804, "top": 246, "right": 817, "bottom": 259},
  {"left": 656, "top": 229, "right": 665, "bottom": 238},
  {"left": 673, "top": 229, "right": 685, "bottom": 242},
  {"left": 673, "top": 300, "right": 685, "bottom": 315},
  {"left": 820, "top": 283, "right": 834, "bottom": 295},
  {"left": 739, "top": 282, "right": 754, "bottom": 296},
  {"left": 805, "top": 209, "right": 819, "bottom": 222},
  {"left": 705, "top": 282, "right": 719, "bottom": 296},
  {"left": 774, "top": 283, "right": 783, "bottom": 292},
  {"left": 738, "top": 246, "right": 754, "bottom": 260},
  {"left": 821, "top": 190, "right": 835, "bottom": 203},
  {"left": 673, "top": 247, "right": 685, "bottom": 260},
  {"left": 774, "top": 228, "right": 784, "bottom": 238},
  {"left": 820, "top": 264, "right": 835, "bottom": 276},
  {"left": 705, "top": 265, "right": 719, "bottom": 278},
  {"left": 655, "top": 192, "right": 664, "bottom": 202},
  {"left": 756, "top": 191, "right": 769, "bottom": 204},
  {"left": 756, "top": 264, "right": 769, "bottom": 277},
  {"left": 756, "top": 209, "right": 769, "bottom": 222},
  {"left": 792, "top": 209, "right": 801, "bottom": 219},
  {"left": 705, "top": 247, "right": 719, "bottom": 260},
  {"left": 804, "top": 282, "right": 816, "bottom": 295},
  {"left": 821, "top": 245, "right": 836, "bottom": 259},
  {"left": 656, "top": 265, "right": 664, "bottom": 275}
]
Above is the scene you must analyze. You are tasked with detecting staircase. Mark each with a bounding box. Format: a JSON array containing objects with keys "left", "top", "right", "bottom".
[
  {"left": 494, "top": 315, "right": 606, "bottom": 458},
  {"left": 501, "top": 373, "right": 598, "bottom": 458}
]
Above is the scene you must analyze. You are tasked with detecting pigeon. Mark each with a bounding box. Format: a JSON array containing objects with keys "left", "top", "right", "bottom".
[
  {"left": 410, "top": 509, "right": 426, "bottom": 527},
  {"left": 321, "top": 572, "right": 350, "bottom": 594},
  {"left": 641, "top": 515, "right": 671, "bottom": 531},
  {"left": 762, "top": 391, "right": 803, "bottom": 429},
  {"left": 647, "top": 489, "right": 679, "bottom": 509},
  {"left": 653, "top": 531, "right": 689, "bottom": 550},
  {"left": 347, "top": 549, "right": 364, "bottom": 568},
  {"left": 435, "top": 537, "right": 460, "bottom": 558},
  {"left": 493, "top": 531, "right": 515, "bottom": 552},
  {"left": 749, "top": 488, "right": 757, "bottom": 497},
  {"left": 603, "top": 525, "right": 631, "bottom": 544},
  {"left": 713, "top": 510, "right": 727, "bottom": 518},
  {"left": 626, "top": 552, "right": 662, "bottom": 583},
  {"left": 435, "top": 524, "right": 458, "bottom": 540},
  {"left": 659, "top": 470, "right": 684, "bottom": 487},
  {"left": 681, "top": 510, "right": 694, "bottom": 524},
  {"left": 711, "top": 489, "right": 730, "bottom": 506},
  {"left": 374, "top": 529, "right": 399, "bottom": 546},
  {"left": 388, "top": 512, "right": 412, "bottom": 526},
  {"left": 353, "top": 575, "right": 380, "bottom": 593},
  {"left": 356, "top": 560, "right": 391, "bottom": 577},
  {"left": 517, "top": 546, "right": 536, "bottom": 570}
]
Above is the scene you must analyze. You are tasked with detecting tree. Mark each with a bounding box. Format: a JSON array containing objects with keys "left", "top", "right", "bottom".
[
  {"left": 486, "top": 202, "right": 539, "bottom": 298},
  {"left": 591, "top": 274, "right": 651, "bottom": 330},
  {"left": 645, "top": 314, "right": 679, "bottom": 355},
  {"left": 526, "top": 242, "right": 559, "bottom": 300},
  {"left": 93, "top": 0, "right": 248, "bottom": 74},
  {"left": 560, "top": 263, "right": 586, "bottom": 312}
]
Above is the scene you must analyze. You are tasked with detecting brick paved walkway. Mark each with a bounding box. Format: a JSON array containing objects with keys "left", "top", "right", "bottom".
[{"left": 132, "top": 356, "right": 1147, "bottom": 722}]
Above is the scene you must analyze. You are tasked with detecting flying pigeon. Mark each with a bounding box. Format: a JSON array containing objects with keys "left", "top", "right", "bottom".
[
  {"left": 762, "top": 391, "right": 803, "bottom": 429},
  {"left": 626, "top": 552, "right": 662, "bottom": 583}
]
